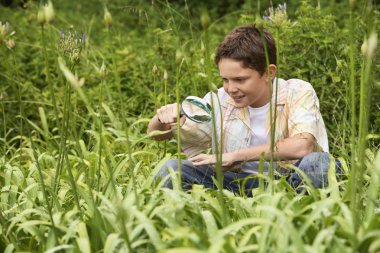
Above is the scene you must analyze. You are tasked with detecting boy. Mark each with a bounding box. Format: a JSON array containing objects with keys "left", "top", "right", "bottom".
[{"left": 148, "top": 25, "right": 335, "bottom": 195}]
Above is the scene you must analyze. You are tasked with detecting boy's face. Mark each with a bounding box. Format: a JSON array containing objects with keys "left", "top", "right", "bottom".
[{"left": 218, "top": 58, "right": 271, "bottom": 108}]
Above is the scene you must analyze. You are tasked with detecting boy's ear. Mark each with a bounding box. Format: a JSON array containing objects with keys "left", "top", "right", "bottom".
[{"left": 267, "top": 64, "right": 277, "bottom": 80}]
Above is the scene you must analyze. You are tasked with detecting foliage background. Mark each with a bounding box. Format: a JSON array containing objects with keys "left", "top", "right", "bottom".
[
  {"left": 1, "top": 0, "right": 379, "bottom": 155},
  {"left": 0, "top": 0, "right": 379, "bottom": 252}
]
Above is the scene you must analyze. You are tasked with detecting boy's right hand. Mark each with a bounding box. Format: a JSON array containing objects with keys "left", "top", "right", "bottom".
[{"left": 157, "top": 103, "right": 179, "bottom": 124}]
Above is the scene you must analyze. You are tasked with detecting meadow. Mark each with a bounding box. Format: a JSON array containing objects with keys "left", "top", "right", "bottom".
[{"left": 0, "top": 0, "right": 379, "bottom": 252}]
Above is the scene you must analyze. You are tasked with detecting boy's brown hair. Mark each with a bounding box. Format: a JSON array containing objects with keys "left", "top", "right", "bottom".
[{"left": 215, "top": 25, "right": 276, "bottom": 76}]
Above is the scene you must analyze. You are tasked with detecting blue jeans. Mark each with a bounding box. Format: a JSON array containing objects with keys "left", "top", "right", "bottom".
[{"left": 154, "top": 152, "right": 341, "bottom": 195}]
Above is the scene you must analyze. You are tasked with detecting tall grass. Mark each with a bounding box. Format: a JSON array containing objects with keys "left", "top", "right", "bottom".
[
  {"left": 0, "top": 0, "right": 379, "bottom": 252},
  {"left": 346, "top": 1, "right": 378, "bottom": 238}
]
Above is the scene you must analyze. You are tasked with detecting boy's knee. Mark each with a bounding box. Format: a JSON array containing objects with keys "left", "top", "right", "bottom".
[
  {"left": 297, "top": 152, "right": 329, "bottom": 172},
  {"left": 162, "top": 159, "right": 180, "bottom": 171},
  {"left": 290, "top": 152, "right": 331, "bottom": 189},
  {"left": 154, "top": 159, "right": 179, "bottom": 187}
]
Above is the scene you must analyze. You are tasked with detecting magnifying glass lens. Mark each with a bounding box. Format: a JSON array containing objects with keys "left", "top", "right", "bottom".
[{"left": 181, "top": 96, "right": 212, "bottom": 123}]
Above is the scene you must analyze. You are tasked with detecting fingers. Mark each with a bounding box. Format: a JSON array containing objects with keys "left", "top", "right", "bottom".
[
  {"left": 157, "top": 104, "right": 178, "bottom": 124},
  {"left": 188, "top": 154, "right": 205, "bottom": 162},
  {"left": 189, "top": 154, "right": 215, "bottom": 166}
]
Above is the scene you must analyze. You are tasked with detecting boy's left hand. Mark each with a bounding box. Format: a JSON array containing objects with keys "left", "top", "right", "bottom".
[{"left": 189, "top": 153, "right": 237, "bottom": 171}]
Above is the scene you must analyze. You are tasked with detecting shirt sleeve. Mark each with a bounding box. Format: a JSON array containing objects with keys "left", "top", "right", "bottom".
[{"left": 287, "top": 81, "right": 328, "bottom": 151}]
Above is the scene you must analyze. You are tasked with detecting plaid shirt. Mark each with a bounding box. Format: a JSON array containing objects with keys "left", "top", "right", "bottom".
[{"left": 172, "top": 78, "right": 329, "bottom": 168}]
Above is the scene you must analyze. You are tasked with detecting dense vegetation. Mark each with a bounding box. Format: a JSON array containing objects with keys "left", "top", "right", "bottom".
[{"left": 0, "top": 0, "right": 379, "bottom": 252}]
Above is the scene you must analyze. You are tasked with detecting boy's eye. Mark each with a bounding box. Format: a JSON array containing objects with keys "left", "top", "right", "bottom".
[{"left": 235, "top": 78, "right": 245, "bottom": 83}]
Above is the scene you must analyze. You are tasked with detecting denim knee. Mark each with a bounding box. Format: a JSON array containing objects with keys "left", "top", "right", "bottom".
[
  {"left": 154, "top": 159, "right": 179, "bottom": 188},
  {"left": 297, "top": 152, "right": 330, "bottom": 171},
  {"left": 289, "top": 152, "right": 331, "bottom": 189}
]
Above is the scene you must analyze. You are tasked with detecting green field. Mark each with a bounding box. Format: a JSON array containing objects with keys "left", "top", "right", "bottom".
[{"left": 0, "top": 0, "right": 379, "bottom": 252}]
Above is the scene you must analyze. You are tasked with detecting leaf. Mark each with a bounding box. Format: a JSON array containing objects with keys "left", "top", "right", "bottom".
[
  {"left": 4, "top": 244, "right": 15, "bottom": 253},
  {"left": 104, "top": 233, "right": 122, "bottom": 253},
  {"left": 102, "top": 102, "right": 121, "bottom": 128},
  {"left": 38, "top": 106, "right": 49, "bottom": 135},
  {"left": 327, "top": 155, "right": 340, "bottom": 199},
  {"left": 16, "top": 220, "right": 51, "bottom": 233},
  {"left": 201, "top": 210, "right": 218, "bottom": 239},
  {"left": 148, "top": 130, "right": 172, "bottom": 137},
  {"left": 159, "top": 248, "right": 204, "bottom": 253},
  {"left": 24, "top": 117, "right": 50, "bottom": 140},
  {"left": 7, "top": 208, "right": 48, "bottom": 236},
  {"left": 130, "top": 118, "right": 151, "bottom": 128},
  {"left": 45, "top": 245, "right": 74, "bottom": 253},
  {"left": 130, "top": 207, "right": 165, "bottom": 250},
  {"left": 369, "top": 238, "right": 380, "bottom": 253},
  {"left": 75, "top": 222, "right": 91, "bottom": 253},
  {"left": 143, "top": 153, "right": 172, "bottom": 188},
  {"left": 58, "top": 57, "right": 85, "bottom": 89}
]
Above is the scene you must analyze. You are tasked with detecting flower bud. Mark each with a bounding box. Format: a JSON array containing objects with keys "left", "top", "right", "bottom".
[
  {"left": 44, "top": 1, "right": 55, "bottom": 24},
  {"left": 0, "top": 24, "right": 6, "bottom": 41},
  {"left": 6, "top": 39, "right": 15, "bottom": 49},
  {"left": 163, "top": 70, "right": 168, "bottom": 80},
  {"left": 200, "top": 40, "right": 205, "bottom": 54},
  {"left": 200, "top": 10, "right": 210, "bottom": 30},
  {"left": 99, "top": 62, "right": 107, "bottom": 79},
  {"left": 104, "top": 8, "right": 113, "bottom": 29},
  {"left": 362, "top": 33, "right": 377, "bottom": 58},
  {"left": 349, "top": 0, "right": 356, "bottom": 11},
  {"left": 152, "top": 64, "right": 158, "bottom": 74},
  {"left": 37, "top": 8, "right": 45, "bottom": 25}
]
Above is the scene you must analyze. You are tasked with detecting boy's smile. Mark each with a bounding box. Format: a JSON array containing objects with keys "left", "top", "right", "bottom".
[{"left": 218, "top": 58, "right": 276, "bottom": 108}]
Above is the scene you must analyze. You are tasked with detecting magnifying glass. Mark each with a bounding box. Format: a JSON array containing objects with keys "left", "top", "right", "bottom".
[{"left": 181, "top": 96, "right": 212, "bottom": 123}]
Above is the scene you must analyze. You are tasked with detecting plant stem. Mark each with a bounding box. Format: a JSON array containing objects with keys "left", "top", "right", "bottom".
[
  {"left": 175, "top": 61, "right": 184, "bottom": 190},
  {"left": 41, "top": 26, "right": 59, "bottom": 142},
  {"left": 259, "top": 27, "right": 274, "bottom": 192},
  {"left": 97, "top": 79, "right": 104, "bottom": 197},
  {"left": 107, "top": 28, "right": 121, "bottom": 94},
  {"left": 347, "top": 9, "right": 358, "bottom": 234},
  {"left": 203, "top": 27, "right": 229, "bottom": 226},
  {"left": 9, "top": 51, "right": 23, "bottom": 170},
  {"left": 54, "top": 65, "right": 74, "bottom": 196},
  {"left": 119, "top": 209, "right": 133, "bottom": 252},
  {"left": 125, "top": 128, "right": 140, "bottom": 209},
  {"left": 64, "top": 151, "right": 83, "bottom": 219},
  {"left": 356, "top": 36, "right": 374, "bottom": 226},
  {"left": 30, "top": 136, "right": 58, "bottom": 241},
  {"left": 164, "top": 72, "right": 168, "bottom": 156}
]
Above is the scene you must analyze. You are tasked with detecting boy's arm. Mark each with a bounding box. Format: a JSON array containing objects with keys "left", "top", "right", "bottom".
[
  {"left": 189, "top": 132, "right": 315, "bottom": 169},
  {"left": 147, "top": 102, "right": 212, "bottom": 157}
]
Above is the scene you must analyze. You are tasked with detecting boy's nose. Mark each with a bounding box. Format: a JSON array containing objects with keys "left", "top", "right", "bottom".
[{"left": 226, "top": 82, "right": 238, "bottom": 94}]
